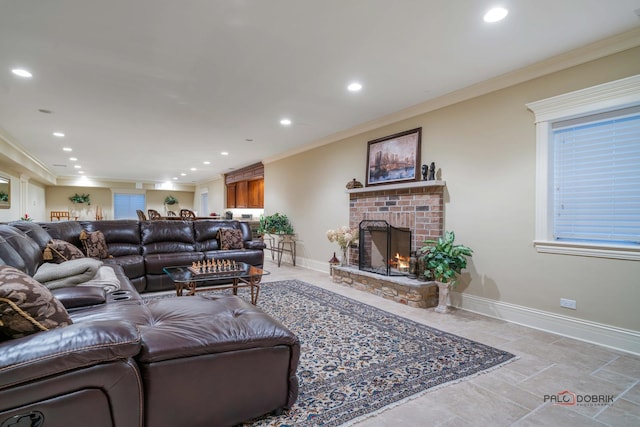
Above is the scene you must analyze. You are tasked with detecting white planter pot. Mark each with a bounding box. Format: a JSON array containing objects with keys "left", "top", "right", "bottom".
[{"left": 434, "top": 281, "right": 451, "bottom": 313}]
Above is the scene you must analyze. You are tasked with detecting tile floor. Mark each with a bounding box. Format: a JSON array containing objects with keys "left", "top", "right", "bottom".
[{"left": 262, "top": 259, "right": 640, "bottom": 427}]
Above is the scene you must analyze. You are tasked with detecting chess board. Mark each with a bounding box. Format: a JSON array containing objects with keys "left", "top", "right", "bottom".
[{"left": 187, "top": 260, "right": 243, "bottom": 276}]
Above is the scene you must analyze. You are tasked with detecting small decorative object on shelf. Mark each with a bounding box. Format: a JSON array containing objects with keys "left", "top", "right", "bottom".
[
  {"left": 326, "top": 226, "right": 358, "bottom": 266},
  {"left": 69, "top": 193, "right": 91, "bottom": 205},
  {"left": 329, "top": 252, "right": 340, "bottom": 265},
  {"left": 329, "top": 252, "right": 340, "bottom": 276},
  {"left": 408, "top": 252, "right": 417, "bottom": 279},
  {"left": 345, "top": 178, "right": 363, "bottom": 189},
  {"left": 428, "top": 162, "right": 436, "bottom": 180},
  {"left": 421, "top": 164, "right": 429, "bottom": 181},
  {"left": 20, "top": 213, "right": 32, "bottom": 222}
]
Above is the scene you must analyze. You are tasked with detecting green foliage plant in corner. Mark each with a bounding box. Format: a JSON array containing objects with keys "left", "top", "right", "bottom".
[
  {"left": 164, "top": 195, "right": 178, "bottom": 205},
  {"left": 418, "top": 231, "right": 473, "bottom": 313},
  {"left": 257, "top": 212, "right": 294, "bottom": 235}
]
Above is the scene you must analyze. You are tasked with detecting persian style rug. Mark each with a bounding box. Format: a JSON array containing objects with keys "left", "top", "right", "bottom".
[{"left": 144, "top": 280, "right": 516, "bottom": 426}]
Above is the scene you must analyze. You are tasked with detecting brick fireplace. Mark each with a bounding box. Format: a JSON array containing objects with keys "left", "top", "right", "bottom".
[
  {"left": 348, "top": 180, "right": 445, "bottom": 264},
  {"left": 332, "top": 180, "right": 446, "bottom": 308}
]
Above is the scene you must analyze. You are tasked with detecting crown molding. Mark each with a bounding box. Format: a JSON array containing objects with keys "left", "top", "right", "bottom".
[
  {"left": 0, "top": 128, "right": 57, "bottom": 185},
  {"left": 264, "top": 27, "right": 640, "bottom": 165}
]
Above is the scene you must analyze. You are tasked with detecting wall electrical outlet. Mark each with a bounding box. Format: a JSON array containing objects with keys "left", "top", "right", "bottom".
[{"left": 560, "top": 298, "right": 577, "bottom": 310}]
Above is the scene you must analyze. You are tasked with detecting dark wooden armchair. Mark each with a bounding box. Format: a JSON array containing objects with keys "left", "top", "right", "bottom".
[
  {"left": 166, "top": 210, "right": 177, "bottom": 217},
  {"left": 180, "top": 209, "right": 196, "bottom": 220},
  {"left": 147, "top": 209, "right": 162, "bottom": 220},
  {"left": 136, "top": 209, "right": 147, "bottom": 221}
]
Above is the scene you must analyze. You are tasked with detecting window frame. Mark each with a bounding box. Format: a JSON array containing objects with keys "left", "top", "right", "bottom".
[{"left": 526, "top": 74, "right": 640, "bottom": 260}]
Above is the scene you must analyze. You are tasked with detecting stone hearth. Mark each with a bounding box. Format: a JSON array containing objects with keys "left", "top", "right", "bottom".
[{"left": 331, "top": 266, "right": 438, "bottom": 308}]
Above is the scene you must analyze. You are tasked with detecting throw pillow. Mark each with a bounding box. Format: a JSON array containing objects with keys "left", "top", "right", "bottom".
[
  {"left": 44, "top": 239, "right": 86, "bottom": 263},
  {"left": 80, "top": 230, "right": 110, "bottom": 259},
  {"left": 0, "top": 265, "right": 73, "bottom": 339},
  {"left": 217, "top": 228, "right": 244, "bottom": 250}
]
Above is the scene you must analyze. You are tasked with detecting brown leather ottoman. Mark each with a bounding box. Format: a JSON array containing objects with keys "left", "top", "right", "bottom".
[{"left": 135, "top": 295, "right": 300, "bottom": 427}]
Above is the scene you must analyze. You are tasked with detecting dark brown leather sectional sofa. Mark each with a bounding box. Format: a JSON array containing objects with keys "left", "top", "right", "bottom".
[
  {"left": 0, "top": 220, "right": 300, "bottom": 427},
  {"left": 38, "top": 219, "right": 267, "bottom": 293}
]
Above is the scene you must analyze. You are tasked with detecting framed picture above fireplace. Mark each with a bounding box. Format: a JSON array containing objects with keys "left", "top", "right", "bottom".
[{"left": 366, "top": 127, "right": 421, "bottom": 186}]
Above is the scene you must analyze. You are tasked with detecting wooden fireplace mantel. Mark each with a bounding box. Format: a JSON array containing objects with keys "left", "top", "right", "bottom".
[{"left": 345, "top": 180, "right": 445, "bottom": 194}]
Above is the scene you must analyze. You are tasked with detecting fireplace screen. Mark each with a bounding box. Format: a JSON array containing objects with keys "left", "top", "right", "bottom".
[{"left": 359, "top": 220, "right": 411, "bottom": 276}]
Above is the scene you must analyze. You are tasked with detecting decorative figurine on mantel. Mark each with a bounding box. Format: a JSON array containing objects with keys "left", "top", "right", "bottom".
[
  {"left": 346, "top": 178, "right": 363, "bottom": 189},
  {"left": 428, "top": 162, "right": 436, "bottom": 181},
  {"left": 421, "top": 164, "right": 429, "bottom": 181}
]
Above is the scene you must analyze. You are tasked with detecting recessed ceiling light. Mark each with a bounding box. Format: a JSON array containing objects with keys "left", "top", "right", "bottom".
[
  {"left": 347, "top": 82, "right": 362, "bottom": 92},
  {"left": 78, "top": 171, "right": 85, "bottom": 174},
  {"left": 172, "top": 177, "right": 178, "bottom": 180},
  {"left": 74, "top": 165, "right": 81, "bottom": 169},
  {"left": 69, "top": 157, "right": 77, "bottom": 161},
  {"left": 11, "top": 68, "right": 32, "bottom": 78},
  {"left": 280, "top": 118, "right": 292, "bottom": 126},
  {"left": 52, "top": 132, "right": 65, "bottom": 137},
  {"left": 63, "top": 147, "right": 72, "bottom": 152},
  {"left": 221, "top": 151, "right": 229, "bottom": 156},
  {"left": 484, "top": 7, "right": 508, "bottom": 22},
  {"left": 203, "top": 161, "right": 210, "bottom": 165},
  {"left": 190, "top": 167, "right": 197, "bottom": 171},
  {"left": 181, "top": 173, "right": 187, "bottom": 176}
]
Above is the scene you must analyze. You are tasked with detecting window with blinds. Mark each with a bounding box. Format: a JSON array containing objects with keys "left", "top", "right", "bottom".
[
  {"left": 552, "top": 107, "right": 640, "bottom": 245},
  {"left": 114, "top": 193, "right": 146, "bottom": 219}
]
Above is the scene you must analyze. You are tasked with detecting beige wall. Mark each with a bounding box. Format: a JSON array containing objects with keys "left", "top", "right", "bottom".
[
  {"left": 195, "top": 177, "right": 226, "bottom": 216},
  {"left": 266, "top": 46, "right": 640, "bottom": 331},
  {"left": 45, "top": 186, "right": 195, "bottom": 220}
]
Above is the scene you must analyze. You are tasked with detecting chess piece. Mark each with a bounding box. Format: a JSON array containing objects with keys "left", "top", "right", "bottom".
[
  {"left": 428, "top": 162, "right": 436, "bottom": 180},
  {"left": 421, "top": 164, "right": 428, "bottom": 181}
]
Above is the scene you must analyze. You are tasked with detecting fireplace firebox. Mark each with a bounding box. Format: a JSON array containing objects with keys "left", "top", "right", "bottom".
[{"left": 359, "top": 220, "right": 411, "bottom": 276}]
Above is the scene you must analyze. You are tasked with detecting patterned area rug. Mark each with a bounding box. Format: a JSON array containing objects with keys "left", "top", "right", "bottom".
[{"left": 144, "top": 280, "right": 516, "bottom": 426}]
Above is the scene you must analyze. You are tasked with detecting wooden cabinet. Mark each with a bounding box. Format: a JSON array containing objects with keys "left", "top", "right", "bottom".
[
  {"left": 226, "top": 183, "right": 237, "bottom": 208},
  {"left": 225, "top": 163, "right": 264, "bottom": 208},
  {"left": 235, "top": 180, "right": 248, "bottom": 208},
  {"left": 248, "top": 179, "right": 264, "bottom": 208}
]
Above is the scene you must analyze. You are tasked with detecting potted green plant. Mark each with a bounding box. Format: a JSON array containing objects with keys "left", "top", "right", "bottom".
[
  {"left": 418, "top": 231, "right": 473, "bottom": 313},
  {"left": 69, "top": 193, "right": 91, "bottom": 205},
  {"left": 257, "top": 213, "right": 294, "bottom": 235},
  {"left": 164, "top": 195, "right": 178, "bottom": 206}
]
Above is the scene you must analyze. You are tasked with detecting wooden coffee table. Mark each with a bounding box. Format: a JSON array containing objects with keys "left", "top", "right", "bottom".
[{"left": 163, "top": 262, "right": 269, "bottom": 304}]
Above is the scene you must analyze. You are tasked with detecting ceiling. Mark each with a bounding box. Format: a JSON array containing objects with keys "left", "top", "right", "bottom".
[{"left": 1, "top": 0, "right": 639, "bottom": 186}]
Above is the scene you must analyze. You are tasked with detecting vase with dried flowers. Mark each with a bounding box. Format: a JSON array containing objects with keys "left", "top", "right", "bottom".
[{"left": 326, "top": 225, "right": 359, "bottom": 266}]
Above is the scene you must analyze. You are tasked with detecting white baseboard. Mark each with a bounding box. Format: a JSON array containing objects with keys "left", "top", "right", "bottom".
[
  {"left": 277, "top": 260, "right": 640, "bottom": 355},
  {"left": 300, "top": 257, "right": 332, "bottom": 273},
  {"left": 453, "top": 292, "right": 640, "bottom": 356}
]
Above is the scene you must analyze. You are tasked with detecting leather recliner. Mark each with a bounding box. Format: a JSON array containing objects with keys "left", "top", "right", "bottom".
[{"left": 0, "top": 222, "right": 300, "bottom": 427}]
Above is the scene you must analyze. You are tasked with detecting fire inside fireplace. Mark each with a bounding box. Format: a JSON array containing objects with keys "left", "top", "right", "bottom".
[{"left": 358, "top": 220, "right": 411, "bottom": 276}]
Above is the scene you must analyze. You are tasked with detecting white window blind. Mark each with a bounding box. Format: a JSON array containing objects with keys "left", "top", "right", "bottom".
[
  {"left": 114, "top": 193, "right": 146, "bottom": 219},
  {"left": 552, "top": 109, "right": 640, "bottom": 245}
]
